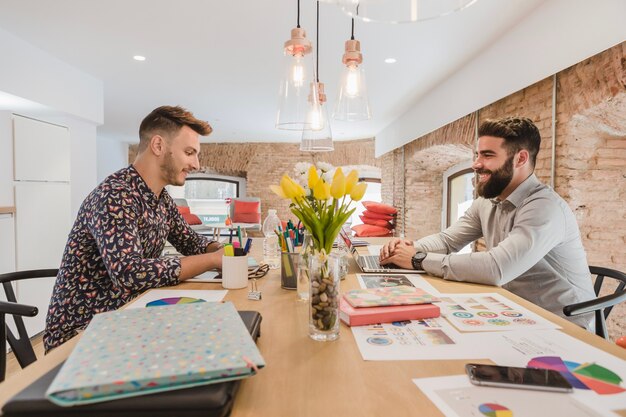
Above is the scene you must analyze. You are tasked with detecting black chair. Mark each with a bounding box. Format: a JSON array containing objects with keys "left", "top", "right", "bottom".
[
  {"left": 563, "top": 266, "right": 626, "bottom": 339},
  {"left": 0, "top": 269, "right": 58, "bottom": 382}
]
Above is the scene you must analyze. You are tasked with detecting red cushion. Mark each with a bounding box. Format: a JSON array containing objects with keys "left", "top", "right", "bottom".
[
  {"left": 362, "top": 201, "right": 397, "bottom": 215},
  {"left": 233, "top": 200, "right": 261, "bottom": 224},
  {"left": 177, "top": 206, "right": 191, "bottom": 215},
  {"left": 362, "top": 210, "right": 394, "bottom": 221},
  {"left": 351, "top": 224, "right": 393, "bottom": 237},
  {"left": 359, "top": 215, "right": 393, "bottom": 229},
  {"left": 182, "top": 212, "right": 202, "bottom": 225}
]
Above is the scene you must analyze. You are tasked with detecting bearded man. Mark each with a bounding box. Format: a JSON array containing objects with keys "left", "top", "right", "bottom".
[
  {"left": 380, "top": 117, "right": 595, "bottom": 329},
  {"left": 44, "top": 106, "right": 223, "bottom": 352}
]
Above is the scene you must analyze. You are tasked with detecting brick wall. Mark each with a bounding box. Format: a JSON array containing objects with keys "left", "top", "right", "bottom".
[{"left": 129, "top": 138, "right": 379, "bottom": 227}]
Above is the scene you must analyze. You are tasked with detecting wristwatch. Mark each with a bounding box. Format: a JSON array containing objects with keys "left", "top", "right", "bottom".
[{"left": 411, "top": 251, "right": 427, "bottom": 270}]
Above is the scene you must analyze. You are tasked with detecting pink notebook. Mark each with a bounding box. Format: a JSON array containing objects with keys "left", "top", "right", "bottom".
[
  {"left": 343, "top": 285, "right": 440, "bottom": 308},
  {"left": 339, "top": 297, "right": 440, "bottom": 326}
]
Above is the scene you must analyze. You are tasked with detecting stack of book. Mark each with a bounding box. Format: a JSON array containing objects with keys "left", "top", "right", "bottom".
[{"left": 339, "top": 286, "right": 440, "bottom": 326}]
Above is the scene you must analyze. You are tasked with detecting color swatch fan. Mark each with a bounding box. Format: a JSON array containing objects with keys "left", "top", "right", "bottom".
[{"left": 146, "top": 297, "right": 205, "bottom": 307}]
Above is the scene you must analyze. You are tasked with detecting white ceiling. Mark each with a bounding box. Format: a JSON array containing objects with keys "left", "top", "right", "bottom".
[{"left": 0, "top": 0, "right": 552, "bottom": 144}]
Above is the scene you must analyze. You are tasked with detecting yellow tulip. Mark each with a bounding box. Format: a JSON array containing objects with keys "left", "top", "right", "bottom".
[
  {"left": 280, "top": 175, "right": 298, "bottom": 199},
  {"left": 307, "top": 165, "right": 320, "bottom": 189},
  {"left": 270, "top": 184, "right": 288, "bottom": 199},
  {"left": 330, "top": 167, "right": 346, "bottom": 199},
  {"left": 313, "top": 180, "right": 331, "bottom": 200},
  {"left": 350, "top": 182, "right": 367, "bottom": 201},
  {"left": 345, "top": 170, "right": 359, "bottom": 194},
  {"left": 287, "top": 175, "right": 306, "bottom": 198}
]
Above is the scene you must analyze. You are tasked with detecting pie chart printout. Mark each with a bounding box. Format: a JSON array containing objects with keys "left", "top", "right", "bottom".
[
  {"left": 478, "top": 403, "right": 513, "bottom": 417},
  {"left": 527, "top": 356, "right": 626, "bottom": 395},
  {"left": 146, "top": 297, "right": 207, "bottom": 307}
]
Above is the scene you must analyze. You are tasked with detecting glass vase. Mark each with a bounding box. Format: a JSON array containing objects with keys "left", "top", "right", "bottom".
[
  {"left": 308, "top": 250, "right": 341, "bottom": 341},
  {"left": 297, "top": 231, "right": 313, "bottom": 302}
]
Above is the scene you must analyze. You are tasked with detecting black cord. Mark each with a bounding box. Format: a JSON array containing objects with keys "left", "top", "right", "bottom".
[
  {"left": 297, "top": 0, "right": 301, "bottom": 28},
  {"left": 316, "top": 1, "right": 320, "bottom": 82},
  {"left": 351, "top": 18, "right": 355, "bottom": 40}
]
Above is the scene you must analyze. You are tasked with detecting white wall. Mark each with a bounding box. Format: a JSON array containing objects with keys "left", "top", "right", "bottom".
[
  {"left": 376, "top": 0, "right": 626, "bottom": 156},
  {"left": 97, "top": 136, "right": 129, "bottom": 182},
  {"left": 0, "top": 111, "right": 14, "bottom": 206},
  {"left": 0, "top": 26, "right": 103, "bottom": 124}
]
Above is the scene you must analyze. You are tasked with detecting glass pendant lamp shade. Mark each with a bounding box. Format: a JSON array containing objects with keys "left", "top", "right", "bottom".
[
  {"left": 322, "top": 0, "right": 479, "bottom": 24},
  {"left": 333, "top": 39, "right": 371, "bottom": 121},
  {"left": 301, "top": 81, "right": 334, "bottom": 152},
  {"left": 276, "top": 28, "right": 315, "bottom": 130}
]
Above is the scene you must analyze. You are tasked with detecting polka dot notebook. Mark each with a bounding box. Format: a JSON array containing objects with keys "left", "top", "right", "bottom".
[{"left": 45, "top": 302, "right": 265, "bottom": 406}]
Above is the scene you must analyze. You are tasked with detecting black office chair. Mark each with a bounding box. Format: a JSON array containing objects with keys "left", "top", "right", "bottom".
[
  {"left": 563, "top": 266, "right": 626, "bottom": 339},
  {"left": 0, "top": 269, "right": 58, "bottom": 381}
]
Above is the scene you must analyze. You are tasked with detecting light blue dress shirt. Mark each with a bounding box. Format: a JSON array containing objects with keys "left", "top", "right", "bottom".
[{"left": 418, "top": 174, "right": 595, "bottom": 329}]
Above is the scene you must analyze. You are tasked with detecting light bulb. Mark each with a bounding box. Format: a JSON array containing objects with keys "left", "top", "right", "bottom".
[
  {"left": 307, "top": 105, "right": 324, "bottom": 131},
  {"left": 345, "top": 65, "right": 360, "bottom": 97},
  {"left": 292, "top": 54, "right": 305, "bottom": 88}
]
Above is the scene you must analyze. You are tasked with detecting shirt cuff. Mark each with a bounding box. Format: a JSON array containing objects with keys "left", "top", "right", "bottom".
[{"left": 422, "top": 253, "right": 445, "bottom": 277}]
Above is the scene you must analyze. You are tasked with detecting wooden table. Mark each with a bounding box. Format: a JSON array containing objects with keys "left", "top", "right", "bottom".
[{"left": 2, "top": 239, "right": 625, "bottom": 416}]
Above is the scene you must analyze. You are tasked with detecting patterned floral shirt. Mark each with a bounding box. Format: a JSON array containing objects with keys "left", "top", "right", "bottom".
[{"left": 44, "top": 165, "right": 212, "bottom": 352}]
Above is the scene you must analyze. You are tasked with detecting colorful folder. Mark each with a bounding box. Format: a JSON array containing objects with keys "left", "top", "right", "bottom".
[{"left": 45, "top": 302, "right": 265, "bottom": 406}]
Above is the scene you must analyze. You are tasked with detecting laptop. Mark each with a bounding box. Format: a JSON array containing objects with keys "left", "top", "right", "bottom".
[
  {"left": 2, "top": 311, "right": 262, "bottom": 417},
  {"left": 339, "top": 228, "right": 423, "bottom": 274}
]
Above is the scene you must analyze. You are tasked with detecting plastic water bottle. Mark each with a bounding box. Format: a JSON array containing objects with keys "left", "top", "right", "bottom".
[{"left": 262, "top": 209, "right": 281, "bottom": 269}]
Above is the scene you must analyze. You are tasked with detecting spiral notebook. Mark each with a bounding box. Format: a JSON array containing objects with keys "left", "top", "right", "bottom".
[{"left": 45, "top": 302, "right": 265, "bottom": 406}]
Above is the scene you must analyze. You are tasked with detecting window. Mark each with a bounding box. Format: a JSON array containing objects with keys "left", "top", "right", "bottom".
[
  {"left": 167, "top": 174, "right": 245, "bottom": 224},
  {"left": 442, "top": 161, "right": 474, "bottom": 253},
  {"left": 342, "top": 165, "right": 382, "bottom": 226}
]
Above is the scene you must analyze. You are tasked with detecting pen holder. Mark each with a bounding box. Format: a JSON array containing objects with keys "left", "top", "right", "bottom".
[
  {"left": 222, "top": 255, "right": 248, "bottom": 289},
  {"left": 280, "top": 252, "right": 299, "bottom": 290}
]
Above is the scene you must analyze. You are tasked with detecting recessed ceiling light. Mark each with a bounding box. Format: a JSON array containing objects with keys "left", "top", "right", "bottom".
[
  {"left": 384, "top": 58, "right": 397, "bottom": 64},
  {"left": 133, "top": 55, "right": 146, "bottom": 61}
]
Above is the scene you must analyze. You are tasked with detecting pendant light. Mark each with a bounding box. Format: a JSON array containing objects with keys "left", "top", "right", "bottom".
[
  {"left": 276, "top": 0, "right": 314, "bottom": 130},
  {"left": 301, "top": 1, "right": 333, "bottom": 152},
  {"left": 333, "top": 14, "right": 371, "bottom": 122},
  {"left": 323, "top": 0, "right": 479, "bottom": 24}
]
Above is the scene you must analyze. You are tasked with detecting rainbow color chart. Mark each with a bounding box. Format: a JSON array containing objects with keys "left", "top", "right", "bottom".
[
  {"left": 528, "top": 356, "right": 625, "bottom": 395},
  {"left": 146, "top": 297, "right": 206, "bottom": 307}
]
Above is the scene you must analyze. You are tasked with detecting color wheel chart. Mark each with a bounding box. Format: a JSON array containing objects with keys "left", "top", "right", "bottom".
[
  {"left": 478, "top": 403, "right": 513, "bottom": 417},
  {"left": 528, "top": 356, "right": 625, "bottom": 395},
  {"left": 146, "top": 297, "right": 206, "bottom": 307}
]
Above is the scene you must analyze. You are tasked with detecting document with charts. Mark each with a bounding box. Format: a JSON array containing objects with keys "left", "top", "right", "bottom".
[
  {"left": 351, "top": 317, "right": 485, "bottom": 361},
  {"left": 413, "top": 375, "right": 616, "bottom": 417},
  {"left": 437, "top": 293, "right": 560, "bottom": 332},
  {"left": 462, "top": 329, "right": 626, "bottom": 412}
]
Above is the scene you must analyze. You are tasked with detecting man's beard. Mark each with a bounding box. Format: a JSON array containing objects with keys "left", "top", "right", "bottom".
[
  {"left": 161, "top": 152, "right": 185, "bottom": 186},
  {"left": 475, "top": 155, "right": 514, "bottom": 199}
]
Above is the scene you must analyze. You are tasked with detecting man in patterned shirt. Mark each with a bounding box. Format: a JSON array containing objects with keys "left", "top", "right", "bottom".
[{"left": 44, "top": 106, "right": 224, "bottom": 352}]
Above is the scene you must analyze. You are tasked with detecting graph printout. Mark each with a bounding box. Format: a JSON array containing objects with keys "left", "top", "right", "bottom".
[
  {"left": 351, "top": 317, "right": 485, "bottom": 361},
  {"left": 463, "top": 329, "right": 626, "bottom": 411},
  {"left": 126, "top": 289, "right": 228, "bottom": 309},
  {"left": 437, "top": 293, "right": 560, "bottom": 332}
]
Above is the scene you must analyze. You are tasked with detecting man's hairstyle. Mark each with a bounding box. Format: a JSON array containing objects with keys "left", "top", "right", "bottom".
[
  {"left": 478, "top": 117, "right": 541, "bottom": 167},
  {"left": 137, "top": 105, "right": 212, "bottom": 152}
]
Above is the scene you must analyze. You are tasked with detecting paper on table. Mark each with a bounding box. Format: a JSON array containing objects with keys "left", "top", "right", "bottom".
[
  {"left": 413, "top": 375, "right": 616, "bottom": 417},
  {"left": 437, "top": 292, "right": 560, "bottom": 332},
  {"left": 463, "top": 329, "right": 626, "bottom": 412},
  {"left": 187, "top": 270, "right": 221, "bottom": 283},
  {"left": 367, "top": 244, "right": 382, "bottom": 255},
  {"left": 351, "top": 317, "right": 484, "bottom": 361},
  {"left": 357, "top": 273, "right": 441, "bottom": 295},
  {"left": 126, "top": 289, "right": 228, "bottom": 309}
]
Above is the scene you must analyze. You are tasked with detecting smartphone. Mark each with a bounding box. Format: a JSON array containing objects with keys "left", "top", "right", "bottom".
[{"left": 465, "top": 363, "right": 573, "bottom": 393}]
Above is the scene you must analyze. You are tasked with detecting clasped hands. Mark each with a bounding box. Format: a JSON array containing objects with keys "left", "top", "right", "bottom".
[{"left": 379, "top": 238, "right": 417, "bottom": 270}]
